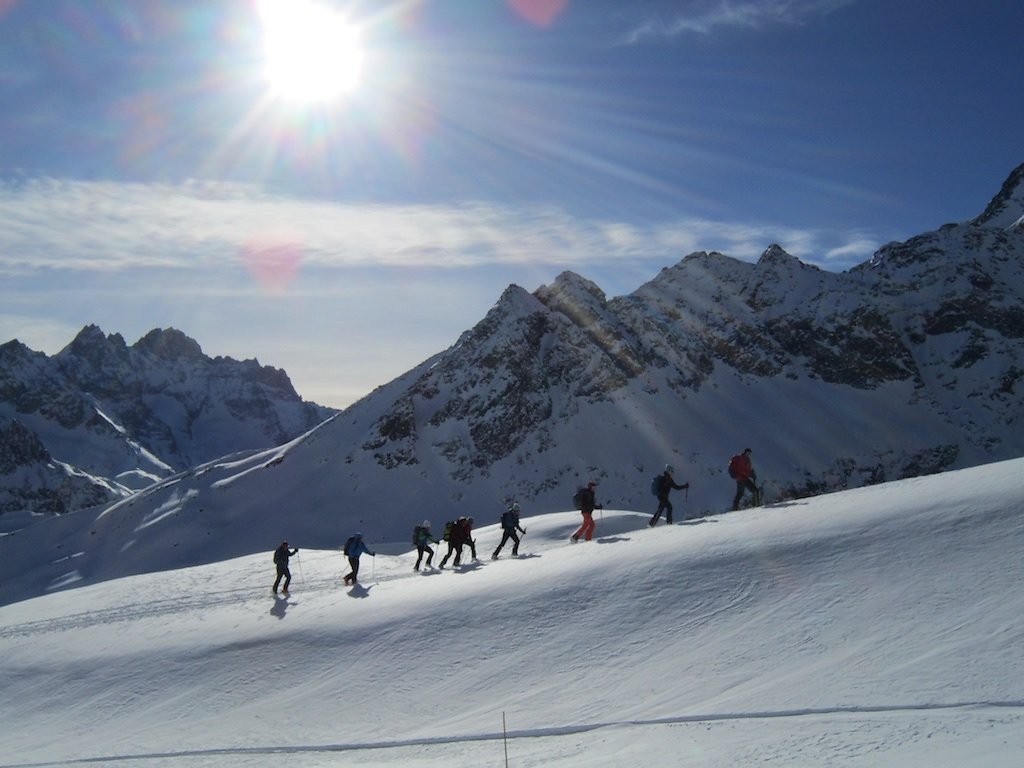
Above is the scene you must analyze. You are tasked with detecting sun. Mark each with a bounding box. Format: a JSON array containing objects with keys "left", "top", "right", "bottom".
[{"left": 258, "top": 0, "right": 364, "bottom": 103}]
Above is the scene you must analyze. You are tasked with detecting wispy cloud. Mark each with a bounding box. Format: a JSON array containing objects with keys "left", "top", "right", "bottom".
[
  {"left": 622, "top": 0, "right": 856, "bottom": 43},
  {"left": 0, "top": 177, "right": 879, "bottom": 279}
]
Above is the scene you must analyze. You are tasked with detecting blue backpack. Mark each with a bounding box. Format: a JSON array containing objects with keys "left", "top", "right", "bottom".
[{"left": 651, "top": 474, "right": 663, "bottom": 496}]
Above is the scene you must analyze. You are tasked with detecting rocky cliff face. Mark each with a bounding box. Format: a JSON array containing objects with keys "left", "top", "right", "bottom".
[
  {"left": 0, "top": 328, "right": 335, "bottom": 517},
  {"left": 341, "top": 162, "right": 1024, "bottom": 516}
]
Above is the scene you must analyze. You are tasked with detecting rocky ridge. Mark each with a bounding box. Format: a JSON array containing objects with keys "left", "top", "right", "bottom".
[{"left": 0, "top": 328, "right": 336, "bottom": 518}]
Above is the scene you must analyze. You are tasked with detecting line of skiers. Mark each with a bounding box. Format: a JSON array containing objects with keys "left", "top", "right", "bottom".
[
  {"left": 412, "top": 501, "right": 528, "bottom": 571},
  {"left": 272, "top": 448, "right": 760, "bottom": 591}
]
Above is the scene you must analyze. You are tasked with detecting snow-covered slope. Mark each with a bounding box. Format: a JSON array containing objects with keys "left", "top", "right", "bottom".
[{"left": 2, "top": 460, "right": 1022, "bottom": 767}]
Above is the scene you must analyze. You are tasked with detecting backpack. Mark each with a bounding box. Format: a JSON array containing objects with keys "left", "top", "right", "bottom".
[
  {"left": 572, "top": 487, "right": 585, "bottom": 510},
  {"left": 343, "top": 535, "right": 356, "bottom": 556},
  {"left": 412, "top": 525, "right": 424, "bottom": 546},
  {"left": 500, "top": 510, "right": 514, "bottom": 529},
  {"left": 442, "top": 520, "right": 454, "bottom": 542},
  {"left": 727, "top": 456, "right": 740, "bottom": 479},
  {"left": 651, "top": 474, "right": 663, "bottom": 497}
]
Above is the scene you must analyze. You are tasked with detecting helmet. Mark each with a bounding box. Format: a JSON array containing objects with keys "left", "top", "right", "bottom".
[
  {"left": 354, "top": 532, "right": 363, "bottom": 538},
  {"left": 422, "top": 519, "right": 431, "bottom": 528},
  {"left": 510, "top": 502, "right": 520, "bottom": 512},
  {"left": 665, "top": 464, "right": 674, "bottom": 474}
]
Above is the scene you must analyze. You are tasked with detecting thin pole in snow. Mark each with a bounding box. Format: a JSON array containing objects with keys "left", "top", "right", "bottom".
[
  {"left": 503, "top": 711, "right": 509, "bottom": 768},
  {"left": 295, "top": 551, "right": 305, "bottom": 585}
]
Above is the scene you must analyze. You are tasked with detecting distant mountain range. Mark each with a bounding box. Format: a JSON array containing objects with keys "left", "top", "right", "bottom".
[
  {"left": 0, "top": 327, "right": 335, "bottom": 521},
  {"left": 1, "top": 163, "right": 1021, "bottom": 601}
]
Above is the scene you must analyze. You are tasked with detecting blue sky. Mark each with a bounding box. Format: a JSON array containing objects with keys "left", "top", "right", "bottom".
[{"left": 1, "top": 0, "right": 1021, "bottom": 408}]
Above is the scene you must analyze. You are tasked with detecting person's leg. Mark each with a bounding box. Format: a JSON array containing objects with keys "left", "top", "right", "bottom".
[
  {"left": 650, "top": 499, "right": 666, "bottom": 526},
  {"left": 273, "top": 568, "right": 284, "bottom": 592},
  {"left": 493, "top": 530, "right": 511, "bottom": 558},
  {"left": 732, "top": 482, "right": 744, "bottom": 510},
  {"left": 665, "top": 500, "right": 675, "bottom": 525},
  {"left": 745, "top": 478, "right": 759, "bottom": 505},
  {"left": 425, "top": 544, "right": 434, "bottom": 567},
  {"left": 415, "top": 547, "right": 424, "bottom": 570},
  {"left": 510, "top": 530, "right": 521, "bottom": 556},
  {"left": 282, "top": 566, "right": 292, "bottom": 592},
  {"left": 440, "top": 542, "right": 454, "bottom": 567},
  {"left": 583, "top": 512, "right": 596, "bottom": 540}
]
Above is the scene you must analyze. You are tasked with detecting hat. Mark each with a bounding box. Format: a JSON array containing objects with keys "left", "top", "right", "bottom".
[
  {"left": 509, "top": 502, "right": 520, "bottom": 512},
  {"left": 354, "top": 532, "right": 363, "bottom": 538},
  {"left": 664, "top": 464, "right": 674, "bottom": 474},
  {"left": 587, "top": 480, "right": 596, "bottom": 487},
  {"left": 743, "top": 448, "right": 752, "bottom": 454},
  {"left": 422, "top": 519, "right": 431, "bottom": 528}
]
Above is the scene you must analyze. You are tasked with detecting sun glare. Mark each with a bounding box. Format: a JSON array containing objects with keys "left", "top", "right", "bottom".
[{"left": 258, "top": 0, "right": 364, "bottom": 103}]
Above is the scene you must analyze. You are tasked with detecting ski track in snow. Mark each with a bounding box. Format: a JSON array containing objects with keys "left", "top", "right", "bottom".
[
  {"left": 0, "top": 556, "right": 503, "bottom": 639},
  {"left": 1, "top": 701, "right": 1022, "bottom": 767}
]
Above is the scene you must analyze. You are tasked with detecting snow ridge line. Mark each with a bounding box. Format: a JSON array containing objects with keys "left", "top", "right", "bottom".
[{"left": 3, "top": 700, "right": 1022, "bottom": 767}]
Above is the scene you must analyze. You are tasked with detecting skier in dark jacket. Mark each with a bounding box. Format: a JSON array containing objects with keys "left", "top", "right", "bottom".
[
  {"left": 728, "top": 448, "right": 759, "bottom": 510},
  {"left": 492, "top": 503, "right": 526, "bottom": 559},
  {"left": 342, "top": 533, "right": 375, "bottom": 585},
  {"left": 272, "top": 541, "right": 299, "bottom": 594},
  {"left": 650, "top": 465, "right": 689, "bottom": 526},
  {"left": 413, "top": 520, "right": 439, "bottom": 571},
  {"left": 440, "top": 516, "right": 477, "bottom": 568},
  {"left": 571, "top": 481, "right": 602, "bottom": 542}
]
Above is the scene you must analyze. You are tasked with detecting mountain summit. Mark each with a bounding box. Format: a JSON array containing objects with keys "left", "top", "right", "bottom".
[{"left": 972, "top": 161, "right": 1024, "bottom": 229}]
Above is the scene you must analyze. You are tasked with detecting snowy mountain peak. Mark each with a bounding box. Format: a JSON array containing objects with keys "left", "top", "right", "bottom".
[
  {"left": 756, "top": 243, "right": 818, "bottom": 272},
  {"left": 486, "top": 283, "right": 545, "bottom": 323},
  {"left": 535, "top": 270, "right": 609, "bottom": 320},
  {"left": 971, "top": 161, "right": 1024, "bottom": 229},
  {"left": 134, "top": 327, "right": 205, "bottom": 361},
  {"left": 759, "top": 243, "right": 792, "bottom": 262},
  {"left": 58, "top": 324, "right": 129, "bottom": 366}
]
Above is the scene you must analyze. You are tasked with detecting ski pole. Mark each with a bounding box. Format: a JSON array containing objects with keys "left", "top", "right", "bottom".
[{"left": 295, "top": 550, "right": 305, "bottom": 585}]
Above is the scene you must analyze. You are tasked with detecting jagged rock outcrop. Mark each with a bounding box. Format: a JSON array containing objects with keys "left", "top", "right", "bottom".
[{"left": 0, "top": 328, "right": 336, "bottom": 517}]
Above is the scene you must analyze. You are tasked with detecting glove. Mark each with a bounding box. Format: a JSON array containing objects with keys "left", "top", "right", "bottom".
[{"left": 683, "top": 483, "right": 689, "bottom": 489}]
